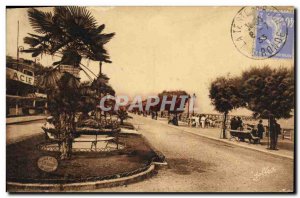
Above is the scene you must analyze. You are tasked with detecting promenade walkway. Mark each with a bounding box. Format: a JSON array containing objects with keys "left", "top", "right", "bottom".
[{"left": 139, "top": 115, "right": 294, "bottom": 159}]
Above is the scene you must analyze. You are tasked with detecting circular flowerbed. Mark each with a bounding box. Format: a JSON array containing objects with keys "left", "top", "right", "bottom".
[{"left": 7, "top": 133, "right": 158, "bottom": 184}]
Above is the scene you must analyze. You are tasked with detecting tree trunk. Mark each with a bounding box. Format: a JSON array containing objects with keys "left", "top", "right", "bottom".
[
  {"left": 59, "top": 112, "right": 73, "bottom": 160},
  {"left": 60, "top": 113, "right": 68, "bottom": 160},
  {"left": 99, "top": 61, "right": 102, "bottom": 123},
  {"left": 61, "top": 141, "right": 68, "bottom": 159},
  {"left": 222, "top": 112, "right": 228, "bottom": 139}
]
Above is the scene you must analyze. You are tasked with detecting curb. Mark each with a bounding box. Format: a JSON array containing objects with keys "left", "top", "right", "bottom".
[
  {"left": 139, "top": 133, "right": 166, "bottom": 163},
  {"left": 7, "top": 164, "right": 156, "bottom": 192},
  {"left": 156, "top": 119, "right": 293, "bottom": 160},
  {"left": 6, "top": 116, "right": 47, "bottom": 125}
]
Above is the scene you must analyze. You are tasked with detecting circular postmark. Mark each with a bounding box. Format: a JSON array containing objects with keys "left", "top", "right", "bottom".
[
  {"left": 37, "top": 156, "right": 58, "bottom": 173},
  {"left": 231, "top": 6, "right": 288, "bottom": 59}
]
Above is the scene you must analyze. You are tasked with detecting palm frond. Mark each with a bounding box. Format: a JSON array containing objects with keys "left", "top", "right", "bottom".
[
  {"left": 36, "top": 68, "right": 63, "bottom": 89},
  {"left": 25, "top": 6, "right": 115, "bottom": 64},
  {"left": 27, "top": 8, "right": 54, "bottom": 34}
]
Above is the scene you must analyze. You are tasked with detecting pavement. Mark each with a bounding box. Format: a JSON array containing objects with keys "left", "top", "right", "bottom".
[
  {"left": 93, "top": 114, "right": 294, "bottom": 192},
  {"left": 6, "top": 119, "right": 45, "bottom": 145},
  {"left": 153, "top": 117, "right": 294, "bottom": 159}
]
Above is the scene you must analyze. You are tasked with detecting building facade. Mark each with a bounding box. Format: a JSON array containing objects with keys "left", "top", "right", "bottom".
[{"left": 6, "top": 56, "right": 47, "bottom": 116}]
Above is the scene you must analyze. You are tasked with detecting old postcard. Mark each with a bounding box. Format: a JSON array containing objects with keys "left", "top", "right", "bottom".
[{"left": 6, "top": 6, "right": 294, "bottom": 192}]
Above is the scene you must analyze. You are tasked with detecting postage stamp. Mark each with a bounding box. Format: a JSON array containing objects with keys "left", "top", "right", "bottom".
[
  {"left": 271, "top": 9, "right": 294, "bottom": 59},
  {"left": 231, "top": 6, "right": 293, "bottom": 59}
]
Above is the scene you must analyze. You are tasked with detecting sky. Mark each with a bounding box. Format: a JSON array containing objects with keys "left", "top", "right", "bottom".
[{"left": 6, "top": 7, "right": 294, "bottom": 114}]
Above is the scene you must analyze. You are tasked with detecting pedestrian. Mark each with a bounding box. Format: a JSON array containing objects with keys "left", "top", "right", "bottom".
[
  {"left": 236, "top": 117, "right": 243, "bottom": 130},
  {"left": 151, "top": 111, "right": 155, "bottom": 119},
  {"left": 274, "top": 120, "right": 281, "bottom": 149},
  {"left": 200, "top": 115, "right": 206, "bottom": 128},
  {"left": 249, "top": 125, "right": 258, "bottom": 137},
  {"left": 230, "top": 116, "right": 237, "bottom": 130},
  {"left": 192, "top": 116, "right": 198, "bottom": 127},
  {"left": 205, "top": 116, "right": 210, "bottom": 128},
  {"left": 236, "top": 117, "right": 244, "bottom": 141},
  {"left": 191, "top": 118, "right": 196, "bottom": 127},
  {"left": 269, "top": 116, "right": 281, "bottom": 150},
  {"left": 257, "top": 119, "right": 265, "bottom": 139}
]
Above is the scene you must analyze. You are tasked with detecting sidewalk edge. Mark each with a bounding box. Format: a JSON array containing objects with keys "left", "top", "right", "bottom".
[
  {"left": 7, "top": 164, "right": 156, "bottom": 192},
  {"left": 6, "top": 116, "right": 47, "bottom": 125},
  {"left": 164, "top": 122, "right": 293, "bottom": 160}
]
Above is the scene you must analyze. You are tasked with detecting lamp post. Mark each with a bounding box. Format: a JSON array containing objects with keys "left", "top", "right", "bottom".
[
  {"left": 187, "top": 95, "right": 190, "bottom": 118},
  {"left": 17, "top": 46, "right": 24, "bottom": 70},
  {"left": 192, "top": 93, "right": 196, "bottom": 116}
]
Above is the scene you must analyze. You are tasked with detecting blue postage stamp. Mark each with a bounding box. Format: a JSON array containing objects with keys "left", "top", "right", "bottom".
[{"left": 253, "top": 8, "right": 294, "bottom": 59}]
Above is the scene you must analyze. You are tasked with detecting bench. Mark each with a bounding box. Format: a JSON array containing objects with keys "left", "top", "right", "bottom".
[
  {"left": 73, "top": 135, "right": 116, "bottom": 151},
  {"left": 282, "top": 129, "right": 293, "bottom": 140},
  {"left": 42, "top": 127, "right": 117, "bottom": 151},
  {"left": 229, "top": 130, "right": 260, "bottom": 144}
]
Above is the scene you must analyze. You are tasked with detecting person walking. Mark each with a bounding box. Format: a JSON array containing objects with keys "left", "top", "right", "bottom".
[
  {"left": 236, "top": 117, "right": 243, "bottom": 130},
  {"left": 200, "top": 115, "right": 206, "bottom": 128},
  {"left": 274, "top": 120, "right": 281, "bottom": 149},
  {"left": 151, "top": 111, "right": 155, "bottom": 119},
  {"left": 236, "top": 117, "right": 244, "bottom": 141},
  {"left": 230, "top": 116, "right": 237, "bottom": 130},
  {"left": 257, "top": 119, "right": 265, "bottom": 139},
  {"left": 269, "top": 116, "right": 281, "bottom": 150}
]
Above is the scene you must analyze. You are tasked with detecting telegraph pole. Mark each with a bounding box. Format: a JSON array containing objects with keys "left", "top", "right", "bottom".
[{"left": 17, "top": 21, "right": 19, "bottom": 70}]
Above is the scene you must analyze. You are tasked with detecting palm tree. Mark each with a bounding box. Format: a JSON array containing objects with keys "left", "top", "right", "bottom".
[
  {"left": 23, "top": 7, "right": 115, "bottom": 64},
  {"left": 91, "top": 73, "right": 115, "bottom": 120},
  {"left": 23, "top": 6, "right": 115, "bottom": 159},
  {"left": 23, "top": 6, "right": 115, "bottom": 85}
]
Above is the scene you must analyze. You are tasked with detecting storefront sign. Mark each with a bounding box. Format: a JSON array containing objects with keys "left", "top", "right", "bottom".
[
  {"left": 37, "top": 156, "right": 58, "bottom": 172},
  {"left": 7, "top": 68, "right": 34, "bottom": 85}
]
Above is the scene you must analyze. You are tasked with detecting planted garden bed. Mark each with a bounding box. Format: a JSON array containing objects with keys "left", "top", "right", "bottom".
[{"left": 7, "top": 133, "right": 157, "bottom": 184}]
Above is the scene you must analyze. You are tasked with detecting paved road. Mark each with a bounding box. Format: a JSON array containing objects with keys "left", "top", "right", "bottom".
[
  {"left": 95, "top": 114, "right": 294, "bottom": 192},
  {"left": 6, "top": 120, "right": 44, "bottom": 145}
]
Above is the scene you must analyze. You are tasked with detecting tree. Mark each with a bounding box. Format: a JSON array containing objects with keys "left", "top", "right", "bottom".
[
  {"left": 117, "top": 108, "right": 132, "bottom": 125},
  {"left": 91, "top": 73, "right": 115, "bottom": 120},
  {"left": 23, "top": 7, "right": 115, "bottom": 64},
  {"left": 209, "top": 76, "right": 244, "bottom": 138},
  {"left": 241, "top": 66, "right": 294, "bottom": 119},
  {"left": 158, "top": 90, "right": 190, "bottom": 122},
  {"left": 78, "top": 81, "right": 97, "bottom": 119},
  {"left": 23, "top": 7, "right": 115, "bottom": 103},
  {"left": 241, "top": 66, "right": 294, "bottom": 149},
  {"left": 23, "top": 6, "right": 115, "bottom": 159},
  {"left": 47, "top": 71, "right": 81, "bottom": 159}
]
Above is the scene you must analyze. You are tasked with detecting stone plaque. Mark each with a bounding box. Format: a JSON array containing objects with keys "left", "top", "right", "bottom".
[{"left": 37, "top": 156, "right": 58, "bottom": 173}]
